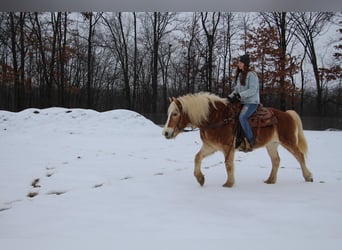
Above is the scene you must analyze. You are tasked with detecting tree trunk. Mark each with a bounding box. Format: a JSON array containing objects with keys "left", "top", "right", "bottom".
[
  {"left": 133, "top": 12, "right": 138, "bottom": 110},
  {"left": 201, "top": 12, "right": 221, "bottom": 93},
  {"left": 118, "top": 13, "right": 131, "bottom": 109},
  {"left": 151, "top": 12, "right": 159, "bottom": 113},
  {"left": 9, "top": 13, "right": 20, "bottom": 111},
  {"left": 87, "top": 13, "right": 93, "bottom": 109},
  {"left": 19, "top": 12, "right": 26, "bottom": 110},
  {"left": 279, "top": 12, "right": 287, "bottom": 111}
]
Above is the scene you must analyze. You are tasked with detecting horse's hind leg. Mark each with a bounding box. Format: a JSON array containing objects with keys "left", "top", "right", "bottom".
[
  {"left": 265, "top": 141, "right": 280, "bottom": 184},
  {"left": 194, "top": 144, "right": 216, "bottom": 186},
  {"left": 282, "top": 144, "right": 313, "bottom": 182}
]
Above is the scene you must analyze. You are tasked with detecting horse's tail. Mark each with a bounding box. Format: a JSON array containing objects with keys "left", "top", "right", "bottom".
[{"left": 286, "top": 110, "right": 308, "bottom": 157}]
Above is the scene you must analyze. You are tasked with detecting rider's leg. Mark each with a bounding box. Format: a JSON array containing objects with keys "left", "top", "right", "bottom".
[{"left": 239, "top": 104, "right": 258, "bottom": 146}]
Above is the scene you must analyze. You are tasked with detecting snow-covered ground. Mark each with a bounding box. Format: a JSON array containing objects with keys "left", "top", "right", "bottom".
[{"left": 0, "top": 108, "right": 341, "bottom": 249}]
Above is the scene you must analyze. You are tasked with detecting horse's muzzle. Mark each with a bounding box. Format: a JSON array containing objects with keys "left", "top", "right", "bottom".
[{"left": 162, "top": 127, "right": 175, "bottom": 139}]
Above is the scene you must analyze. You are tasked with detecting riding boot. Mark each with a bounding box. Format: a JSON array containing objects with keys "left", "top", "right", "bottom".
[
  {"left": 245, "top": 137, "right": 255, "bottom": 152},
  {"left": 239, "top": 137, "right": 255, "bottom": 152}
]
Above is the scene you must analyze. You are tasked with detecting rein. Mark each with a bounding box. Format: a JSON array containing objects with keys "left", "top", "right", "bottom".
[
  {"left": 181, "top": 117, "right": 234, "bottom": 133},
  {"left": 201, "top": 105, "right": 237, "bottom": 132},
  {"left": 205, "top": 117, "right": 235, "bottom": 129}
]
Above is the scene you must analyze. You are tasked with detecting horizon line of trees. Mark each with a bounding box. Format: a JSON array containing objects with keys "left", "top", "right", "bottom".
[{"left": 0, "top": 12, "right": 341, "bottom": 121}]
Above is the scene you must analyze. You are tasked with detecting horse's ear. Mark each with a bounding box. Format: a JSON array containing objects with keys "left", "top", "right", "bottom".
[{"left": 169, "top": 97, "right": 177, "bottom": 103}]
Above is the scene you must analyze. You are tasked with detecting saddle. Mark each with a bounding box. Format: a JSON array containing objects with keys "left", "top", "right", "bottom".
[
  {"left": 235, "top": 104, "right": 277, "bottom": 151},
  {"left": 248, "top": 104, "right": 277, "bottom": 128}
]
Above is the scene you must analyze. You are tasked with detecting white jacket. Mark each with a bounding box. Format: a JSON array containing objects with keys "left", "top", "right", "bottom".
[{"left": 229, "top": 71, "right": 260, "bottom": 104}]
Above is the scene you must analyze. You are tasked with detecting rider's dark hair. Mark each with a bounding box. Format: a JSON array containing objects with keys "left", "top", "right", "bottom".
[{"left": 235, "top": 65, "right": 250, "bottom": 86}]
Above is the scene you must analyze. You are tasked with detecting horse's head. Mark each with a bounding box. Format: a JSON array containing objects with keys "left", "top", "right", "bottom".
[{"left": 162, "top": 97, "right": 190, "bottom": 139}]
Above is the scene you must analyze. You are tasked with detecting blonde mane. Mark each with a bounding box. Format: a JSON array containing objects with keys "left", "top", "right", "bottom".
[{"left": 176, "top": 92, "right": 228, "bottom": 126}]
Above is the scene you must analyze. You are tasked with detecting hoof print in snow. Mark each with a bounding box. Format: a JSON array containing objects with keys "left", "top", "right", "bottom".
[
  {"left": 46, "top": 167, "right": 55, "bottom": 177},
  {"left": 31, "top": 178, "right": 41, "bottom": 188},
  {"left": 176, "top": 168, "right": 186, "bottom": 172},
  {"left": 33, "top": 110, "right": 40, "bottom": 114},
  {"left": 154, "top": 172, "right": 164, "bottom": 176},
  {"left": 27, "top": 192, "right": 39, "bottom": 198},
  {"left": 65, "top": 110, "right": 72, "bottom": 113},
  {"left": 46, "top": 172, "right": 54, "bottom": 177},
  {"left": 120, "top": 176, "right": 133, "bottom": 181},
  {"left": 0, "top": 207, "right": 11, "bottom": 212},
  {"left": 47, "top": 191, "right": 66, "bottom": 196},
  {"left": 93, "top": 183, "right": 104, "bottom": 188}
]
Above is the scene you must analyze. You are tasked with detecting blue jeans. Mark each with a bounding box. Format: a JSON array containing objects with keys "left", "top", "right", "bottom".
[{"left": 239, "top": 104, "right": 258, "bottom": 142}]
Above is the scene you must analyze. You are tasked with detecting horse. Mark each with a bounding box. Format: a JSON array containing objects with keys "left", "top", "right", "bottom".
[{"left": 162, "top": 92, "right": 313, "bottom": 187}]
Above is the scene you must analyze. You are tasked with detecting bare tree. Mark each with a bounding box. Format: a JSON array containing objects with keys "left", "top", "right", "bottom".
[
  {"left": 261, "top": 12, "right": 297, "bottom": 110},
  {"left": 159, "top": 43, "right": 173, "bottom": 113},
  {"left": 9, "top": 13, "right": 20, "bottom": 111},
  {"left": 200, "top": 12, "right": 221, "bottom": 92},
  {"left": 82, "top": 12, "right": 102, "bottom": 109},
  {"left": 150, "top": 12, "right": 176, "bottom": 113},
  {"left": 29, "top": 12, "right": 56, "bottom": 107},
  {"left": 240, "top": 13, "right": 252, "bottom": 54},
  {"left": 179, "top": 12, "right": 201, "bottom": 94},
  {"left": 132, "top": 12, "right": 138, "bottom": 110},
  {"left": 102, "top": 12, "right": 131, "bottom": 109},
  {"left": 138, "top": 12, "right": 177, "bottom": 113},
  {"left": 51, "top": 12, "right": 69, "bottom": 106},
  {"left": 290, "top": 12, "right": 334, "bottom": 115},
  {"left": 219, "top": 12, "right": 237, "bottom": 96}
]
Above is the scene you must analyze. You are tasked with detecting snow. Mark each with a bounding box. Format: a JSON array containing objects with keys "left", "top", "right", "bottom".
[{"left": 0, "top": 108, "right": 341, "bottom": 249}]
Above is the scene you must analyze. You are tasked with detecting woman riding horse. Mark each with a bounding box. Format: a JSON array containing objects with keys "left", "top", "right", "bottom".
[{"left": 228, "top": 54, "right": 260, "bottom": 151}]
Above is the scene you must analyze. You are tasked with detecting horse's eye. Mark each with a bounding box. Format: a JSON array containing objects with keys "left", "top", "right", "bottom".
[{"left": 172, "top": 112, "right": 178, "bottom": 117}]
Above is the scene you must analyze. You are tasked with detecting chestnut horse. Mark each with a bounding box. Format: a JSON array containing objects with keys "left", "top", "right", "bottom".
[{"left": 162, "top": 92, "right": 313, "bottom": 187}]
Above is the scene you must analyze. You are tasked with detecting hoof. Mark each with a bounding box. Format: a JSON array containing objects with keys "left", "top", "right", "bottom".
[
  {"left": 264, "top": 179, "right": 276, "bottom": 184},
  {"left": 222, "top": 181, "right": 234, "bottom": 188},
  {"left": 305, "top": 177, "right": 314, "bottom": 182},
  {"left": 195, "top": 174, "right": 205, "bottom": 186}
]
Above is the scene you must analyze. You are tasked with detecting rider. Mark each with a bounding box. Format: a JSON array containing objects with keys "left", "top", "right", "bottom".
[{"left": 228, "top": 54, "right": 260, "bottom": 150}]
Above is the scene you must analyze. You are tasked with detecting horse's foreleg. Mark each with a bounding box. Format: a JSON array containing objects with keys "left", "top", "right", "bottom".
[
  {"left": 194, "top": 144, "right": 215, "bottom": 186},
  {"left": 265, "top": 141, "right": 280, "bottom": 184},
  {"left": 223, "top": 148, "right": 235, "bottom": 187}
]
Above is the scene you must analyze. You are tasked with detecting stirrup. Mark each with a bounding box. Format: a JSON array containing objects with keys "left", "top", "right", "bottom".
[{"left": 238, "top": 138, "right": 253, "bottom": 152}]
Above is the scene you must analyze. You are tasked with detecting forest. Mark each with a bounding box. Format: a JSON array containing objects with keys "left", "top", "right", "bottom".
[{"left": 0, "top": 12, "right": 341, "bottom": 127}]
